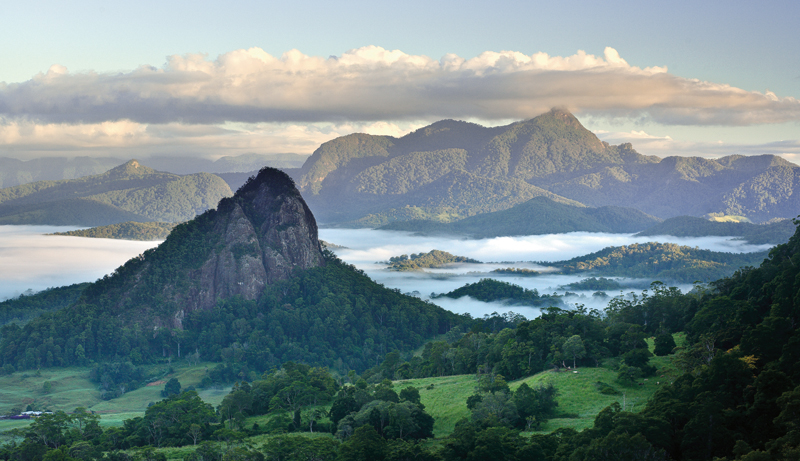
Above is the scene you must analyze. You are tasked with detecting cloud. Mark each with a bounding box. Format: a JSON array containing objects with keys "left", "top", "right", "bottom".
[
  {"left": 0, "top": 117, "right": 425, "bottom": 157},
  {"left": 1, "top": 46, "right": 797, "bottom": 127},
  {"left": 596, "top": 129, "right": 800, "bottom": 159}
]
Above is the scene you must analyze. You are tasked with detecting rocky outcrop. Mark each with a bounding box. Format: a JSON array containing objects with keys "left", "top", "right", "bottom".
[
  {"left": 176, "top": 168, "right": 325, "bottom": 314},
  {"left": 83, "top": 167, "right": 325, "bottom": 328}
]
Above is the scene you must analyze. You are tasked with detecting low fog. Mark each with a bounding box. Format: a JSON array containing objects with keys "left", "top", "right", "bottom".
[
  {"left": 0, "top": 226, "right": 159, "bottom": 300},
  {"left": 0, "top": 226, "right": 774, "bottom": 322},
  {"left": 320, "top": 229, "right": 773, "bottom": 319}
]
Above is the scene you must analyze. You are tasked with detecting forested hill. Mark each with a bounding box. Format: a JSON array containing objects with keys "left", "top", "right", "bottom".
[
  {"left": 380, "top": 196, "right": 661, "bottom": 237},
  {"left": 547, "top": 242, "right": 770, "bottom": 283},
  {"left": 0, "top": 168, "right": 460, "bottom": 373},
  {"left": 294, "top": 108, "right": 800, "bottom": 225},
  {"left": 0, "top": 160, "right": 233, "bottom": 226},
  {"left": 636, "top": 215, "right": 796, "bottom": 245}
]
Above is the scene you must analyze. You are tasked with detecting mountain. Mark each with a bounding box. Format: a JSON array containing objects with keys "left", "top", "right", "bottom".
[
  {"left": 636, "top": 215, "right": 796, "bottom": 245},
  {"left": 0, "top": 167, "right": 458, "bottom": 373},
  {"left": 295, "top": 109, "right": 800, "bottom": 225},
  {"left": 0, "top": 160, "right": 233, "bottom": 226},
  {"left": 380, "top": 196, "right": 661, "bottom": 237}
]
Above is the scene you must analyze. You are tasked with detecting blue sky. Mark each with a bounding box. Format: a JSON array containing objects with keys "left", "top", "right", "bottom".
[{"left": 1, "top": 0, "right": 798, "bottom": 160}]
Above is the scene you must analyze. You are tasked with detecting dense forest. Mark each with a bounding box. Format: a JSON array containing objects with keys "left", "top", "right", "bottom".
[
  {"left": 386, "top": 250, "right": 481, "bottom": 271},
  {"left": 5, "top": 222, "right": 800, "bottom": 459},
  {"left": 547, "top": 242, "right": 770, "bottom": 283},
  {"left": 0, "top": 252, "right": 459, "bottom": 376},
  {"left": 432, "top": 279, "right": 563, "bottom": 308}
]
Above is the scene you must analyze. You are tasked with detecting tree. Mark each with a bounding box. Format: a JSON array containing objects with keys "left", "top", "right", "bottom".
[
  {"left": 653, "top": 333, "right": 676, "bottom": 356},
  {"left": 161, "top": 378, "right": 181, "bottom": 398},
  {"left": 562, "top": 335, "right": 586, "bottom": 368},
  {"left": 337, "top": 426, "right": 387, "bottom": 461}
]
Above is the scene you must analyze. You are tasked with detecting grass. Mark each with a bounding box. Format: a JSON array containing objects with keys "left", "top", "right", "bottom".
[{"left": 0, "top": 362, "right": 229, "bottom": 432}]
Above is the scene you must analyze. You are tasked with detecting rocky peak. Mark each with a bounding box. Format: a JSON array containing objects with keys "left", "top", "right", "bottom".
[
  {"left": 105, "top": 159, "right": 158, "bottom": 177},
  {"left": 85, "top": 167, "right": 325, "bottom": 328}
]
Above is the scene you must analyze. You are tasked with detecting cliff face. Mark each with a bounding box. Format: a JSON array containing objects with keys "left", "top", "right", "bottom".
[
  {"left": 82, "top": 167, "right": 325, "bottom": 328},
  {"left": 180, "top": 169, "right": 325, "bottom": 314}
]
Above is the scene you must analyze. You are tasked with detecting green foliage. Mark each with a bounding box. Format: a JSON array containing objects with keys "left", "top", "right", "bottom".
[
  {"left": 432, "top": 278, "right": 562, "bottom": 307},
  {"left": 382, "top": 196, "right": 660, "bottom": 238},
  {"left": 161, "top": 378, "right": 181, "bottom": 398},
  {"left": 549, "top": 242, "right": 769, "bottom": 283},
  {"left": 653, "top": 333, "right": 676, "bottom": 356},
  {"left": 0, "top": 160, "right": 232, "bottom": 226},
  {"left": 560, "top": 277, "right": 622, "bottom": 291},
  {"left": 386, "top": 250, "right": 480, "bottom": 271},
  {"left": 50, "top": 222, "right": 178, "bottom": 241},
  {"left": 0, "top": 283, "right": 87, "bottom": 327}
]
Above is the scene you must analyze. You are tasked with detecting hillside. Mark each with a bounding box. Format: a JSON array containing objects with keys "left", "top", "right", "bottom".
[
  {"left": 0, "top": 160, "right": 233, "bottom": 226},
  {"left": 636, "top": 215, "right": 795, "bottom": 244},
  {"left": 547, "top": 242, "right": 769, "bottom": 283},
  {"left": 381, "top": 196, "right": 661, "bottom": 237},
  {"left": 0, "top": 168, "right": 460, "bottom": 374},
  {"left": 49, "top": 221, "right": 178, "bottom": 241},
  {"left": 295, "top": 108, "right": 800, "bottom": 225}
]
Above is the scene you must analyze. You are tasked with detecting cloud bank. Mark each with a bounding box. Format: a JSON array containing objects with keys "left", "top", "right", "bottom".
[{"left": 1, "top": 46, "right": 798, "bottom": 126}]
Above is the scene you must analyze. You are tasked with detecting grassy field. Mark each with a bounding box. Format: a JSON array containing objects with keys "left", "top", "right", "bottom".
[
  {"left": 0, "top": 362, "right": 229, "bottom": 433},
  {"left": 1, "top": 334, "right": 685, "bottom": 447}
]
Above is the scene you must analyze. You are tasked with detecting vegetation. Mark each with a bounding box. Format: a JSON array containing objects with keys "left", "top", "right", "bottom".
[
  {"left": 386, "top": 250, "right": 480, "bottom": 271},
  {"left": 547, "top": 241, "right": 769, "bottom": 283},
  {"left": 50, "top": 222, "right": 178, "bottom": 241},
  {"left": 295, "top": 109, "right": 800, "bottom": 225},
  {"left": 560, "top": 277, "right": 623, "bottom": 291},
  {"left": 432, "top": 279, "right": 562, "bottom": 307},
  {"left": 0, "top": 251, "right": 460, "bottom": 377},
  {"left": 636, "top": 214, "right": 795, "bottom": 244},
  {"left": 381, "top": 197, "right": 661, "bottom": 237},
  {"left": 0, "top": 283, "right": 88, "bottom": 327},
  {"left": 0, "top": 160, "right": 232, "bottom": 226}
]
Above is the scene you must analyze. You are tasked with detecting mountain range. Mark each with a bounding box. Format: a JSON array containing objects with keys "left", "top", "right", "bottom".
[
  {"left": 0, "top": 160, "right": 233, "bottom": 226},
  {"left": 380, "top": 196, "right": 661, "bottom": 238},
  {"left": 0, "top": 154, "right": 308, "bottom": 188},
  {"left": 295, "top": 109, "right": 800, "bottom": 225}
]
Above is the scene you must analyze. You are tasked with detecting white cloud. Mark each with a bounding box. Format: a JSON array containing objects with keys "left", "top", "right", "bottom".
[
  {"left": 1, "top": 46, "right": 796, "bottom": 126},
  {"left": 596, "top": 129, "right": 800, "bottom": 159}
]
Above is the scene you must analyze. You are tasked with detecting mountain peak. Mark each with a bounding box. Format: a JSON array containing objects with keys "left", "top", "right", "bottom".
[
  {"left": 81, "top": 166, "right": 325, "bottom": 324},
  {"left": 106, "top": 159, "right": 157, "bottom": 177}
]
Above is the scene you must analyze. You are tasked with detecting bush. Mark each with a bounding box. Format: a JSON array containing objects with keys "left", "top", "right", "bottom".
[{"left": 654, "top": 333, "right": 677, "bottom": 356}]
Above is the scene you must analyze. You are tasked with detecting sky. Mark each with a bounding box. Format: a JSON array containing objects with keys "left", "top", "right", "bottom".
[{"left": 1, "top": 0, "right": 799, "bottom": 161}]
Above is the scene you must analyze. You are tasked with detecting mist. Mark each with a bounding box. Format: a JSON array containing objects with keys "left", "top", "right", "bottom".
[
  {"left": 320, "top": 228, "right": 772, "bottom": 319},
  {"left": 0, "top": 226, "right": 159, "bottom": 300},
  {"left": 0, "top": 226, "right": 773, "bottom": 321}
]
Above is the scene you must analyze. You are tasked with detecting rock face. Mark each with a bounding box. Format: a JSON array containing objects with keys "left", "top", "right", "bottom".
[
  {"left": 83, "top": 167, "right": 325, "bottom": 328},
  {"left": 182, "top": 168, "right": 325, "bottom": 313}
]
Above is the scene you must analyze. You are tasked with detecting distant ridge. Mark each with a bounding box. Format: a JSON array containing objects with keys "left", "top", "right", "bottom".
[
  {"left": 636, "top": 215, "right": 796, "bottom": 245},
  {"left": 293, "top": 108, "right": 800, "bottom": 225},
  {"left": 380, "top": 196, "right": 661, "bottom": 238},
  {"left": 0, "top": 160, "right": 233, "bottom": 226}
]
